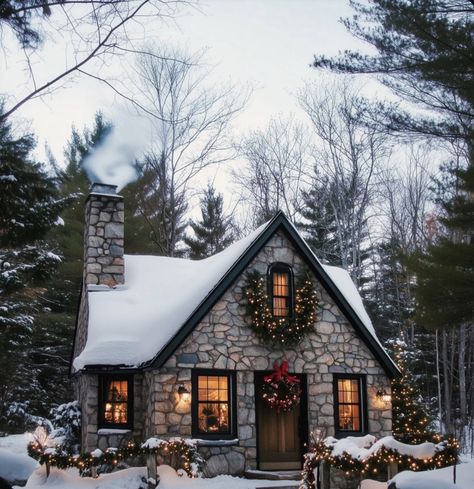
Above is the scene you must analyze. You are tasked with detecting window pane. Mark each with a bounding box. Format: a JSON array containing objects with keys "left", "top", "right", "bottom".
[
  {"left": 196, "top": 375, "right": 231, "bottom": 434},
  {"left": 107, "top": 380, "right": 128, "bottom": 402},
  {"left": 337, "top": 378, "right": 362, "bottom": 432},
  {"left": 198, "top": 402, "right": 229, "bottom": 433}
]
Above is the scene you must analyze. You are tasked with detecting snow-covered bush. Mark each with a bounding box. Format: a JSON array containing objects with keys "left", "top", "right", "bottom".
[
  {"left": 49, "top": 401, "right": 81, "bottom": 453},
  {"left": 5, "top": 401, "right": 53, "bottom": 433}
]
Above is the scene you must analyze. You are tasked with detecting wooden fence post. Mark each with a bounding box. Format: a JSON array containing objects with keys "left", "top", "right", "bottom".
[
  {"left": 387, "top": 462, "right": 398, "bottom": 480},
  {"left": 320, "top": 461, "right": 330, "bottom": 489},
  {"left": 146, "top": 454, "right": 158, "bottom": 489}
]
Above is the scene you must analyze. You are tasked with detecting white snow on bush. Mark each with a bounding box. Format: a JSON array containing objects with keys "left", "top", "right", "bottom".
[
  {"left": 74, "top": 218, "right": 392, "bottom": 370},
  {"left": 325, "top": 435, "right": 445, "bottom": 461}
]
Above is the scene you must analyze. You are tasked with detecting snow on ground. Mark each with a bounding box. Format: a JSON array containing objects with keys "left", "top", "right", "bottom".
[
  {"left": 0, "top": 434, "right": 39, "bottom": 483},
  {"left": 15, "top": 465, "right": 297, "bottom": 489},
  {"left": 388, "top": 460, "right": 474, "bottom": 489}
]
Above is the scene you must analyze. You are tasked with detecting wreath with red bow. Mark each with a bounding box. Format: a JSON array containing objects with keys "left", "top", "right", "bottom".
[{"left": 262, "top": 360, "right": 302, "bottom": 413}]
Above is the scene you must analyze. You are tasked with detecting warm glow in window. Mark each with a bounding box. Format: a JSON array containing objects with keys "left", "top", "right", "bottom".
[
  {"left": 337, "top": 378, "right": 361, "bottom": 431},
  {"left": 104, "top": 380, "right": 129, "bottom": 425},
  {"left": 197, "top": 375, "right": 230, "bottom": 434},
  {"left": 272, "top": 271, "right": 290, "bottom": 317}
]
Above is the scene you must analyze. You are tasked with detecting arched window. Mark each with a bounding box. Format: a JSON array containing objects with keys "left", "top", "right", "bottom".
[{"left": 268, "top": 263, "right": 294, "bottom": 317}]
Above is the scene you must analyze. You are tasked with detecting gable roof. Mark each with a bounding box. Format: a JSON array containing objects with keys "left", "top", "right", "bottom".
[{"left": 73, "top": 212, "right": 399, "bottom": 378}]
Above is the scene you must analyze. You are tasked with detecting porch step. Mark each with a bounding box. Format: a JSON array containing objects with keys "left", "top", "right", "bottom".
[{"left": 245, "top": 469, "right": 301, "bottom": 481}]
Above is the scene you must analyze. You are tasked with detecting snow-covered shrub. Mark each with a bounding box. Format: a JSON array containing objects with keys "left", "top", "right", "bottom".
[
  {"left": 6, "top": 401, "right": 53, "bottom": 432},
  {"left": 49, "top": 401, "right": 81, "bottom": 453}
]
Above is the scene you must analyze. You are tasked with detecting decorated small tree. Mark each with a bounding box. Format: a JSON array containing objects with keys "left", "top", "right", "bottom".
[{"left": 391, "top": 339, "right": 435, "bottom": 444}]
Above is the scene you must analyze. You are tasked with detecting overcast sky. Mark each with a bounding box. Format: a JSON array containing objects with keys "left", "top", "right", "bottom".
[{"left": 2, "top": 0, "right": 368, "bottom": 161}]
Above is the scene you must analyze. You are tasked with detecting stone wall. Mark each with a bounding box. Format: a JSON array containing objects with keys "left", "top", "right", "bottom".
[
  {"left": 84, "top": 184, "right": 124, "bottom": 287},
  {"left": 143, "top": 231, "right": 392, "bottom": 477},
  {"left": 75, "top": 373, "right": 145, "bottom": 452}
]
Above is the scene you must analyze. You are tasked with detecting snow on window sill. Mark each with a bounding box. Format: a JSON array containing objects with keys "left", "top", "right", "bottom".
[
  {"left": 195, "top": 438, "right": 239, "bottom": 447},
  {"left": 97, "top": 428, "right": 132, "bottom": 435}
]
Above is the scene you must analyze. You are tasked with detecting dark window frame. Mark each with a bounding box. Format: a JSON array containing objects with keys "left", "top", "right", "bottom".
[
  {"left": 267, "top": 262, "right": 294, "bottom": 318},
  {"left": 98, "top": 374, "right": 134, "bottom": 430},
  {"left": 333, "top": 373, "right": 368, "bottom": 438},
  {"left": 191, "top": 369, "right": 237, "bottom": 440}
]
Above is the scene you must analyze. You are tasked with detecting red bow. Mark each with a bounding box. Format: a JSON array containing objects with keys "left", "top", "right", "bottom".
[{"left": 264, "top": 360, "right": 300, "bottom": 384}]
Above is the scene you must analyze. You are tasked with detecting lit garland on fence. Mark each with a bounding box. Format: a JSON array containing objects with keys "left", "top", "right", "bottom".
[
  {"left": 299, "top": 438, "right": 459, "bottom": 489},
  {"left": 245, "top": 270, "right": 318, "bottom": 346},
  {"left": 262, "top": 360, "right": 302, "bottom": 412},
  {"left": 27, "top": 437, "right": 204, "bottom": 477}
]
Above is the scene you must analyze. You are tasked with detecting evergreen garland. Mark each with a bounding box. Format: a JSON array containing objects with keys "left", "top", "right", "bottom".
[
  {"left": 262, "top": 360, "right": 301, "bottom": 413},
  {"left": 28, "top": 437, "right": 204, "bottom": 477},
  {"left": 300, "top": 438, "right": 459, "bottom": 488},
  {"left": 245, "top": 270, "right": 318, "bottom": 347}
]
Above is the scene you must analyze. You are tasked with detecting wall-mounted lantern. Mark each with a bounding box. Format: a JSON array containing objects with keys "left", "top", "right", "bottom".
[
  {"left": 178, "top": 384, "right": 191, "bottom": 403},
  {"left": 376, "top": 388, "right": 391, "bottom": 404}
]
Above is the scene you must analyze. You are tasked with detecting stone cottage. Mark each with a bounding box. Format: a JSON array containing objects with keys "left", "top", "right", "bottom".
[{"left": 71, "top": 183, "right": 399, "bottom": 477}]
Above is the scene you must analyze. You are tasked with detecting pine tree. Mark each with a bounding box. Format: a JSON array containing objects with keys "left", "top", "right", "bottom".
[
  {"left": 363, "top": 241, "right": 408, "bottom": 343},
  {"left": 184, "top": 184, "right": 235, "bottom": 259},
  {"left": 410, "top": 164, "right": 474, "bottom": 329},
  {"left": 124, "top": 151, "right": 188, "bottom": 256},
  {"left": 32, "top": 114, "right": 114, "bottom": 416},
  {"left": 0, "top": 107, "right": 65, "bottom": 428},
  {"left": 297, "top": 177, "right": 339, "bottom": 265},
  {"left": 391, "top": 339, "right": 435, "bottom": 444},
  {"left": 313, "top": 0, "right": 474, "bottom": 147}
]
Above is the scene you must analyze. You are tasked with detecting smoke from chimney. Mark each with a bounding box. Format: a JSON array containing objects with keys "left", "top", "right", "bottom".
[{"left": 82, "top": 116, "right": 149, "bottom": 192}]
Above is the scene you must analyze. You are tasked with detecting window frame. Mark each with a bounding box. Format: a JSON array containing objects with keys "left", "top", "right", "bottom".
[
  {"left": 98, "top": 374, "right": 134, "bottom": 430},
  {"left": 267, "top": 262, "right": 294, "bottom": 318},
  {"left": 191, "top": 369, "right": 237, "bottom": 440},
  {"left": 333, "top": 373, "right": 368, "bottom": 438}
]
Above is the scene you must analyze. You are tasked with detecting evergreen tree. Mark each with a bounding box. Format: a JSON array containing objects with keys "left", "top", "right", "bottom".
[
  {"left": 0, "top": 106, "right": 65, "bottom": 428},
  {"left": 124, "top": 151, "right": 188, "bottom": 257},
  {"left": 391, "top": 339, "right": 436, "bottom": 444},
  {"left": 410, "top": 164, "right": 474, "bottom": 328},
  {"left": 297, "top": 176, "right": 339, "bottom": 265},
  {"left": 33, "top": 114, "right": 114, "bottom": 415},
  {"left": 184, "top": 184, "right": 235, "bottom": 259},
  {"left": 363, "top": 241, "right": 408, "bottom": 343},
  {"left": 313, "top": 0, "right": 474, "bottom": 148}
]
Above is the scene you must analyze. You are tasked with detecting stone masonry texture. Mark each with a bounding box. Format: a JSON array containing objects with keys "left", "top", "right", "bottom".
[
  {"left": 76, "top": 230, "right": 392, "bottom": 485},
  {"left": 84, "top": 191, "right": 124, "bottom": 287}
]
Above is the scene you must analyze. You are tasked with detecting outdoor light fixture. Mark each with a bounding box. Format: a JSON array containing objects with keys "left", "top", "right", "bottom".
[
  {"left": 178, "top": 384, "right": 191, "bottom": 402},
  {"left": 376, "top": 388, "right": 391, "bottom": 404}
]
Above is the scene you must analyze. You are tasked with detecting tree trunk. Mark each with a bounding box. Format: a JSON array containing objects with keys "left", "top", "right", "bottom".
[
  {"left": 442, "top": 330, "right": 452, "bottom": 433},
  {"left": 435, "top": 329, "right": 444, "bottom": 433}
]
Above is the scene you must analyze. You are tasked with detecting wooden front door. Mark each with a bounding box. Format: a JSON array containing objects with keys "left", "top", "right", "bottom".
[{"left": 255, "top": 372, "right": 307, "bottom": 470}]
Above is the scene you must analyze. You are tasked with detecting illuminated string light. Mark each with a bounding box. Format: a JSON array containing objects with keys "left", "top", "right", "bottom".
[
  {"left": 299, "top": 437, "right": 459, "bottom": 488},
  {"left": 245, "top": 271, "right": 318, "bottom": 346},
  {"left": 27, "top": 438, "right": 204, "bottom": 478}
]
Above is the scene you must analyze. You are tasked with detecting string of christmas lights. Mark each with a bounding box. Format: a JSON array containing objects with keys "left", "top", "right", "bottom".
[
  {"left": 245, "top": 270, "right": 318, "bottom": 346},
  {"left": 299, "top": 438, "right": 459, "bottom": 489},
  {"left": 27, "top": 437, "right": 204, "bottom": 477},
  {"left": 262, "top": 360, "right": 302, "bottom": 412}
]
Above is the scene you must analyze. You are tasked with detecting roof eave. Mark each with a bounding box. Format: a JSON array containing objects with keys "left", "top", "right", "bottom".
[{"left": 145, "top": 212, "right": 400, "bottom": 379}]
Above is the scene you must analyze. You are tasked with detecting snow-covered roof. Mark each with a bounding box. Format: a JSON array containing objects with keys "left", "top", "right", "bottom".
[
  {"left": 73, "top": 223, "right": 267, "bottom": 370},
  {"left": 73, "top": 215, "right": 394, "bottom": 373}
]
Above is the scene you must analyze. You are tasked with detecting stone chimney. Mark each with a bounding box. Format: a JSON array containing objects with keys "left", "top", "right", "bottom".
[{"left": 84, "top": 183, "right": 124, "bottom": 287}]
